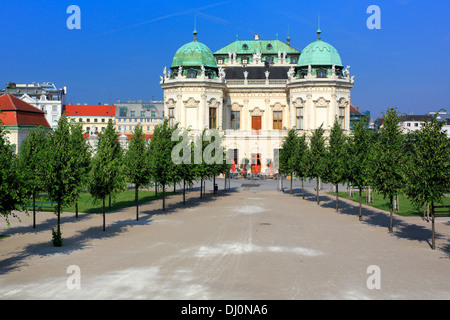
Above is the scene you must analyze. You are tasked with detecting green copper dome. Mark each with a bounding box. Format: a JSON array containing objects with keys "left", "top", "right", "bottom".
[
  {"left": 171, "top": 33, "right": 217, "bottom": 69},
  {"left": 298, "top": 32, "right": 343, "bottom": 67}
]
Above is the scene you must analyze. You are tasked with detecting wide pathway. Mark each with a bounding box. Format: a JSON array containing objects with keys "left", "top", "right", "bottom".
[{"left": 0, "top": 188, "right": 449, "bottom": 300}]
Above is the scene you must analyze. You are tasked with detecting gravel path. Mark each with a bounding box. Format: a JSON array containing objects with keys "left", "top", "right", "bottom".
[{"left": 0, "top": 187, "right": 449, "bottom": 300}]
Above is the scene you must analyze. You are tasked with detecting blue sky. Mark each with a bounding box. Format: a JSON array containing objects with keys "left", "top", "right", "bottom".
[{"left": 1, "top": 0, "right": 449, "bottom": 118}]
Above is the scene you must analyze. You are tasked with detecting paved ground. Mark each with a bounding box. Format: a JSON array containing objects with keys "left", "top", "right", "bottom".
[{"left": 0, "top": 179, "right": 449, "bottom": 300}]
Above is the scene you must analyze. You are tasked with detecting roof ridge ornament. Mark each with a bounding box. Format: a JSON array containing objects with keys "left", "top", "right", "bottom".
[{"left": 317, "top": 14, "right": 322, "bottom": 40}]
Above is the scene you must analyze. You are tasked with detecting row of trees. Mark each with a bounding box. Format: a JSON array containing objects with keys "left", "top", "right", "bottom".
[
  {"left": 279, "top": 108, "right": 450, "bottom": 250},
  {"left": 0, "top": 117, "right": 230, "bottom": 246}
]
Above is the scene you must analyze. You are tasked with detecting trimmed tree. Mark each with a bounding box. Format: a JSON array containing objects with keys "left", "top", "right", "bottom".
[
  {"left": 0, "top": 125, "right": 25, "bottom": 226},
  {"left": 404, "top": 112, "right": 450, "bottom": 249},
  {"left": 370, "top": 108, "right": 405, "bottom": 231},
  {"left": 89, "top": 120, "right": 125, "bottom": 231},
  {"left": 44, "top": 116, "right": 88, "bottom": 245},
  {"left": 17, "top": 128, "right": 50, "bottom": 228},
  {"left": 293, "top": 132, "right": 309, "bottom": 199},
  {"left": 326, "top": 117, "right": 348, "bottom": 212},
  {"left": 148, "top": 119, "right": 178, "bottom": 211},
  {"left": 124, "top": 124, "right": 152, "bottom": 221},
  {"left": 280, "top": 129, "right": 299, "bottom": 195},
  {"left": 347, "top": 115, "right": 372, "bottom": 221},
  {"left": 307, "top": 125, "right": 327, "bottom": 204}
]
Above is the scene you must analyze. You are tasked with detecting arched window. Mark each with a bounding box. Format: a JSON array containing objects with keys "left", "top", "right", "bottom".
[
  {"left": 243, "top": 44, "right": 249, "bottom": 50},
  {"left": 266, "top": 43, "right": 273, "bottom": 50}
]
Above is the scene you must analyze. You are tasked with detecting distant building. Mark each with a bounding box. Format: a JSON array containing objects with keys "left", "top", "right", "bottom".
[
  {"left": 63, "top": 104, "right": 116, "bottom": 134},
  {"left": 1, "top": 82, "right": 66, "bottom": 130},
  {"left": 349, "top": 102, "right": 370, "bottom": 130},
  {"left": 115, "top": 99, "right": 164, "bottom": 135},
  {"left": 398, "top": 115, "right": 432, "bottom": 134},
  {"left": 429, "top": 111, "right": 450, "bottom": 138},
  {"left": 0, "top": 94, "right": 51, "bottom": 153}
]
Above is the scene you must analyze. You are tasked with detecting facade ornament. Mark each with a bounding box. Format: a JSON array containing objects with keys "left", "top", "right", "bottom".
[
  {"left": 163, "top": 66, "right": 167, "bottom": 76},
  {"left": 308, "top": 64, "right": 312, "bottom": 75},
  {"left": 287, "top": 67, "right": 295, "bottom": 79},
  {"left": 283, "top": 51, "right": 287, "bottom": 60},
  {"left": 350, "top": 76, "right": 355, "bottom": 84},
  {"left": 343, "top": 65, "right": 350, "bottom": 77},
  {"left": 278, "top": 50, "right": 282, "bottom": 60},
  {"left": 265, "top": 70, "right": 270, "bottom": 79},
  {"left": 201, "top": 64, "right": 205, "bottom": 76},
  {"left": 178, "top": 66, "right": 183, "bottom": 78},
  {"left": 228, "top": 52, "right": 232, "bottom": 63},
  {"left": 218, "top": 67, "right": 226, "bottom": 79},
  {"left": 233, "top": 52, "right": 237, "bottom": 63},
  {"left": 332, "top": 64, "right": 336, "bottom": 75},
  {"left": 244, "top": 71, "right": 249, "bottom": 79}
]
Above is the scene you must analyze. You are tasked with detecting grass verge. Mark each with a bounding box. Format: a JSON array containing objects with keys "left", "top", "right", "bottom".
[{"left": 327, "top": 191, "right": 450, "bottom": 217}]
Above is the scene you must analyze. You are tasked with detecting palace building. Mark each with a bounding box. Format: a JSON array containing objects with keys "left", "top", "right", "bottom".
[{"left": 160, "top": 27, "right": 354, "bottom": 174}]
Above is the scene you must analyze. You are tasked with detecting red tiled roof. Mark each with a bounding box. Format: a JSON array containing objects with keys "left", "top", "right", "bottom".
[
  {"left": 0, "top": 94, "right": 50, "bottom": 127},
  {"left": 63, "top": 104, "right": 116, "bottom": 117}
]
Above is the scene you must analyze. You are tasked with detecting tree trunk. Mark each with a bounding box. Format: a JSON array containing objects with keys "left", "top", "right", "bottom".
[
  {"left": 109, "top": 194, "right": 111, "bottom": 211},
  {"left": 32, "top": 193, "right": 36, "bottom": 229},
  {"left": 174, "top": 181, "right": 176, "bottom": 193},
  {"left": 75, "top": 202, "right": 78, "bottom": 219},
  {"left": 57, "top": 201, "right": 61, "bottom": 233},
  {"left": 135, "top": 185, "right": 139, "bottom": 221},
  {"left": 359, "top": 187, "right": 362, "bottom": 221},
  {"left": 200, "top": 179, "right": 203, "bottom": 199},
  {"left": 290, "top": 173, "right": 293, "bottom": 195},
  {"left": 103, "top": 197, "right": 106, "bottom": 232},
  {"left": 213, "top": 176, "right": 216, "bottom": 194},
  {"left": 431, "top": 202, "right": 435, "bottom": 250},
  {"left": 183, "top": 179, "right": 186, "bottom": 205},
  {"left": 302, "top": 179, "right": 305, "bottom": 199},
  {"left": 316, "top": 178, "right": 319, "bottom": 205},
  {"left": 281, "top": 175, "right": 284, "bottom": 192},
  {"left": 336, "top": 184, "right": 339, "bottom": 212},
  {"left": 389, "top": 195, "right": 393, "bottom": 233},
  {"left": 162, "top": 183, "right": 166, "bottom": 211},
  {"left": 155, "top": 182, "right": 158, "bottom": 198}
]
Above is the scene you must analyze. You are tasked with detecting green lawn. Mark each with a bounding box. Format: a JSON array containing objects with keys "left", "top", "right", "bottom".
[
  {"left": 329, "top": 191, "right": 450, "bottom": 217},
  {"left": 26, "top": 189, "right": 174, "bottom": 214}
]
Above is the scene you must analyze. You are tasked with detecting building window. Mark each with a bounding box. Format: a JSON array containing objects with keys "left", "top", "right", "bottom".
[
  {"left": 188, "top": 70, "right": 197, "bottom": 78},
  {"left": 339, "top": 107, "right": 345, "bottom": 127},
  {"left": 231, "top": 111, "right": 240, "bottom": 130},
  {"left": 52, "top": 105, "right": 57, "bottom": 112},
  {"left": 169, "top": 108, "right": 175, "bottom": 128},
  {"left": 242, "top": 58, "right": 248, "bottom": 65},
  {"left": 296, "top": 107, "right": 304, "bottom": 130},
  {"left": 266, "top": 44, "right": 273, "bottom": 50},
  {"left": 407, "top": 123, "right": 411, "bottom": 127},
  {"left": 317, "top": 69, "right": 327, "bottom": 78},
  {"left": 79, "top": 118, "right": 82, "bottom": 123},
  {"left": 141, "top": 111, "right": 145, "bottom": 117},
  {"left": 94, "top": 118, "right": 98, "bottom": 123},
  {"left": 119, "top": 107, "right": 127, "bottom": 117},
  {"left": 130, "top": 111, "right": 135, "bottom": 117},
  {"left": 243, "top": 44, "right": 249, "bottom": 50},
  {"left": 86, "top": 118, "right": 90, "bottom": 123},
  {"left": 151, "top": 111, "right": 156, "bottom": 117},
  {"left": 209, "top": 108, "right": 217, "bottom": 129},
  {"left": 414, "top": 123, "right": 419, "bottom": 127},
  {"left": 102, "top": 119, "right": 105, "bottom": 123},
  {"left": 229, "top": 149, "right": 239, "bottom": 167},
  {"left": 291, "top": 57, "right": 298, "bottom": 64},
  {"left": 217, "top": 58, "right": 223, "bottom": 64},
  {"left": 273, "top": 111, "right": 282, "bottom": 130}
]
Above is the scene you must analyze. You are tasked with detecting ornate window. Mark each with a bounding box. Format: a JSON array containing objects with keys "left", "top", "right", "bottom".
[
  {"left": 187, "top": 70, "right": 197, "bottom": 78},
  {"left": 243, "top": 44, "right": 249, "bottom": 50},
  {"left": 273, "top": 111, "right": 283, "bottom": 130},
  {"left": 266, "top": 44, "right": 273, "bottom": 50},
  {"left": 231, "top": 111, "right": 240, "bottom": 130},
  {"left": 209, "top": 108, "right": 217, "bottom": 129},
  {"left": 296, "top": 107, "right": 304, "bottom": 130},
  {"left": 169, "top": 108, "right": 175, "bottom": 128},
  {"left": 339, "top": 107, "right": 345, "bottom": 127}
]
